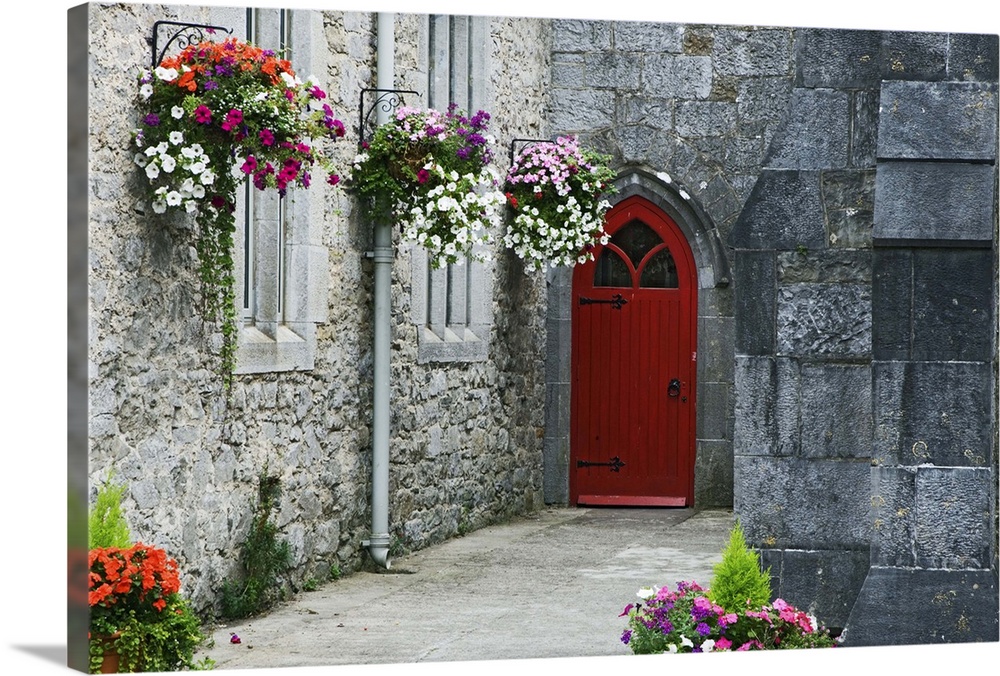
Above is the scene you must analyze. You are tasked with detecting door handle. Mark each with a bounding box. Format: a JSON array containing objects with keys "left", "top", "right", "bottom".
[{"left": 668, "top": 379, "right": 681, "bottom": 397}]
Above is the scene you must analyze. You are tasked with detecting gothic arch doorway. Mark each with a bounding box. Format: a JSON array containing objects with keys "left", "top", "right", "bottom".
[{"left": 570, "top": 195, "right": 698, "bottom": 506}]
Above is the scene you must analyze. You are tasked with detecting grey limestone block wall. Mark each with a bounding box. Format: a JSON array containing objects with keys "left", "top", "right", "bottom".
[
  {"left": 731, "top": 26, "right": 998, "bottom": 642},
  {"left": 843, "top": 48, "right": 999, "bottom": 645},
  {"left": 544, "top": 19, "right": 802, "bottom": 507},
  {"left": 85, "top": 3, "right": 550, "bottom": 614}
]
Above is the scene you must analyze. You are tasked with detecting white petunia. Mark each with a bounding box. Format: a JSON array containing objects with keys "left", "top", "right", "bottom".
[
  {"left": 165, "top": 191, "right": 183, "bottom": 206},
  {"left": 160, "top": 155, "right": 176, "bottom": 173},
  {"left": 192, "top": 184, "right": 206, "bottom": 199},
  {"left": 151, "top": 200, "right": 167, "bottom": 214},
  {"left": 133, "top": 153, "right": 149, "bottom": 168},
  {"left": 185, "top": 200, "right": 199, "bottom": 214},
  {"left": 200, "top": 169, "right": 216, "bottom": 185},
  {"left": 171, "top": 105, "right": 185, "bottom": 119},
  {"left": 139, "top": 83, "right": 153, "bottom": 100},
  {"left": 145, "top": 162, "right": 160, "bottom": 179},
  {"left": 680, "top": 635, "right": 694, "bottom": 649},
  {"left": 154, "top": 66, "right": 178, "bottom": 82},
  {"left": 701, "top": 639, "right": 716, "bottom": 652},
  {"left": 169, "top": 131, "right": 184, "bottom": 145},
  {"left": 188, "top": 161, "right": 206, "bottom": 175}
]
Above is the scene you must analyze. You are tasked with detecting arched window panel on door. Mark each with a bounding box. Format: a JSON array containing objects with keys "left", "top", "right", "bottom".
[
  {"left": 612, "top": 219, "right": 662, "bottom": 268},
  {"left": 639, "top": 245, "right": 679, "bottom": 288},
  {"left": 594, "top": 248, "right": 631, "bottom": 287}
]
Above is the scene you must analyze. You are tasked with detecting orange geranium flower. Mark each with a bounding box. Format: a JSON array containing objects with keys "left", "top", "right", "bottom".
[{"left": 177, "top": 69, "right": 198, "bottom": 92}]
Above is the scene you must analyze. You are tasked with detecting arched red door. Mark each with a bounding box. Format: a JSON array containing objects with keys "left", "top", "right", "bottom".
[{"left": 571, "top": 195, "right": 697, "bottom": 506}]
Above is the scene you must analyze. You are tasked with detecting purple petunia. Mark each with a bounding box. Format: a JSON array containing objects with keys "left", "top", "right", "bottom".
[
  {"left": 204, "top": 80, "right": 219, "bottom": 91},
  {"left": 143, "top": 113, "right": 160, "bottom": 126},
  {"left": 620, "top": 630, "right": 632, "bottom": 645},
  {"left": 696, "top": 622, "right": 712, "bottom": 637}
]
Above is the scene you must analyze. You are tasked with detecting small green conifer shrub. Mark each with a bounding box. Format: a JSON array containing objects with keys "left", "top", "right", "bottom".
[
  {"left": 707, "top": 520, "right": 773, "bottom": 613},
  {"left": 88, "top": 474, "right": 132, "bottom": 549}
]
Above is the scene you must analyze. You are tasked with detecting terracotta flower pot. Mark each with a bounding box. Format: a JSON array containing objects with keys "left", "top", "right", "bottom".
[{"left": 91, "top": 633, "right": 121, "bottom": 674}]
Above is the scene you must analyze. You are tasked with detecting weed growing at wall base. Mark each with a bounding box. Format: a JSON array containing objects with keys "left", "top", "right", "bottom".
[{"left": 220, "top": 472, "right": 291, "bottom": 619}]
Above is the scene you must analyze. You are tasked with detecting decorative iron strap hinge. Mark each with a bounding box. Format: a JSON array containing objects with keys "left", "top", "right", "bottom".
[
  {"left": 577, "top": 456, "right": 626, "bottom": 472},
  {"left": 579, "top": 294, "right": 628, "bottom": 310}
]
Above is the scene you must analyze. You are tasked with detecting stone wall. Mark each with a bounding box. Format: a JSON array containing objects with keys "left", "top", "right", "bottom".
[
  {"left": 85, "top": 2, "right": 550, "bottom": 614},
  {"left": 730, "top": 27, "right": 998, "bottom": 642}
]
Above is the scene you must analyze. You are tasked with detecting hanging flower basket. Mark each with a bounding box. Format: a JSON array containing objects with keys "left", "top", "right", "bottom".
[
  {"left": 349, "top": 104, "right": 506, "bottom": 268},
  {"left": 132, "top": 36, "right": 347, "bottom": 384},
  {"left": 503, "top": 136, "right": 616, "bottom": 271}
]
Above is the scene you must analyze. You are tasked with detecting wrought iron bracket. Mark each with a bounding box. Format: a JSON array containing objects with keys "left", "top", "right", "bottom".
[
  {"left": 358, "top": 88, "right": 420, "bottom": 148},
  {"left": 577, "top": 456, "right": 626, "bottom": 472},
  {"left": 579, "top": 294, "right": 628, "bottom": 310},
  {"left": 148, "top": 20, "right": 233, "bottom": 69},
  {"left": 508, "top": 137, "right": 553, "bottom": 166}
]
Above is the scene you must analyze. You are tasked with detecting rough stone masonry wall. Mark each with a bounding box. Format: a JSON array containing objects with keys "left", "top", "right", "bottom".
[
  {"left": 730, "top": 26, "right": 998, "bottom": 643},
  {"left": 86, "top": 2, "right": 549, "bottom": 615},
  {"left": 544, "top": 19, "right": 800, "bottom": 506}
]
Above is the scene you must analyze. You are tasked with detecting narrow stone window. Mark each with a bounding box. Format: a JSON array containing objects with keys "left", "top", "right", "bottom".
[
  {"left": 410, "top": 15, "right": 493, "bottom": 363},
  {"left": 229, "top": 7, "right": 327, "bottom": 373}
]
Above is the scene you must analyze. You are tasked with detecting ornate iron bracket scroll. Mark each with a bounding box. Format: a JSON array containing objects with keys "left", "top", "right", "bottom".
[
  {"left": 508, "top": 137, "right": 553, "bottom": 166},
  {"left": 358, "top": 88, "right": 421, "bottom": 148},
  {"left": 148, "top": 20, "right": 234, "bottom": 69}
]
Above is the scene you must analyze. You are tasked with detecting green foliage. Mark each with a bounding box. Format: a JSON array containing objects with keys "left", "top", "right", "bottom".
[
  {"left": 329, "top": 564, "right": 341, "bottom": 581},
  {"left": 708, "top": 520, "right": 773, "bottom": 613},
  {"left": 89, "top": 593, "right": 214, "bottom": 672},
  {"left": 88, "top": 475, "right": 132, "bottom": 549},
  {"left": 220, "top": 473, "right": 291, "bottom": 619},
  {"left": 302, "top": 578, "right": 318, "bottom": 592}
]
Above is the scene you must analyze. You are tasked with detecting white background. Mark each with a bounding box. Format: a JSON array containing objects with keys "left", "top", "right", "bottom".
[{"left": 3, "top": 1, "right": 998, "bottom": 675}]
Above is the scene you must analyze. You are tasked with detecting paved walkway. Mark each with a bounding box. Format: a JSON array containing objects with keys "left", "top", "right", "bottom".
[{"left": 196, "top": 506, "right": 734, "bottom": 670}]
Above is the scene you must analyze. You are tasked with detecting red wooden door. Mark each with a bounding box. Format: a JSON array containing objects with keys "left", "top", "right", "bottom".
[{"left": 571, "top": 196, "right": 697, "bottom": 506}]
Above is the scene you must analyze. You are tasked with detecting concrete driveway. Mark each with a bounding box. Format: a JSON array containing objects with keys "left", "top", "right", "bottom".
[{"left": 196, "top": 506, "right": 734, "bottom": 671}]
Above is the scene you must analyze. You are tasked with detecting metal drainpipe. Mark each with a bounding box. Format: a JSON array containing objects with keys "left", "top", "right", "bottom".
[{"left": 364, "top": 11, "right": 394, "bottom": 570}]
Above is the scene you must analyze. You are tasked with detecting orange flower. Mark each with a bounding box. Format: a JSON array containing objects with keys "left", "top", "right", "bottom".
[
  {"left": 153, "top": 598, "right": 167, "bottom": 612},
  {"left": 89, "top": 583, "right": 113, "bottom": 607},
  {"left": 176, "top": 70, "right": 197, "bottom": 92}
]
